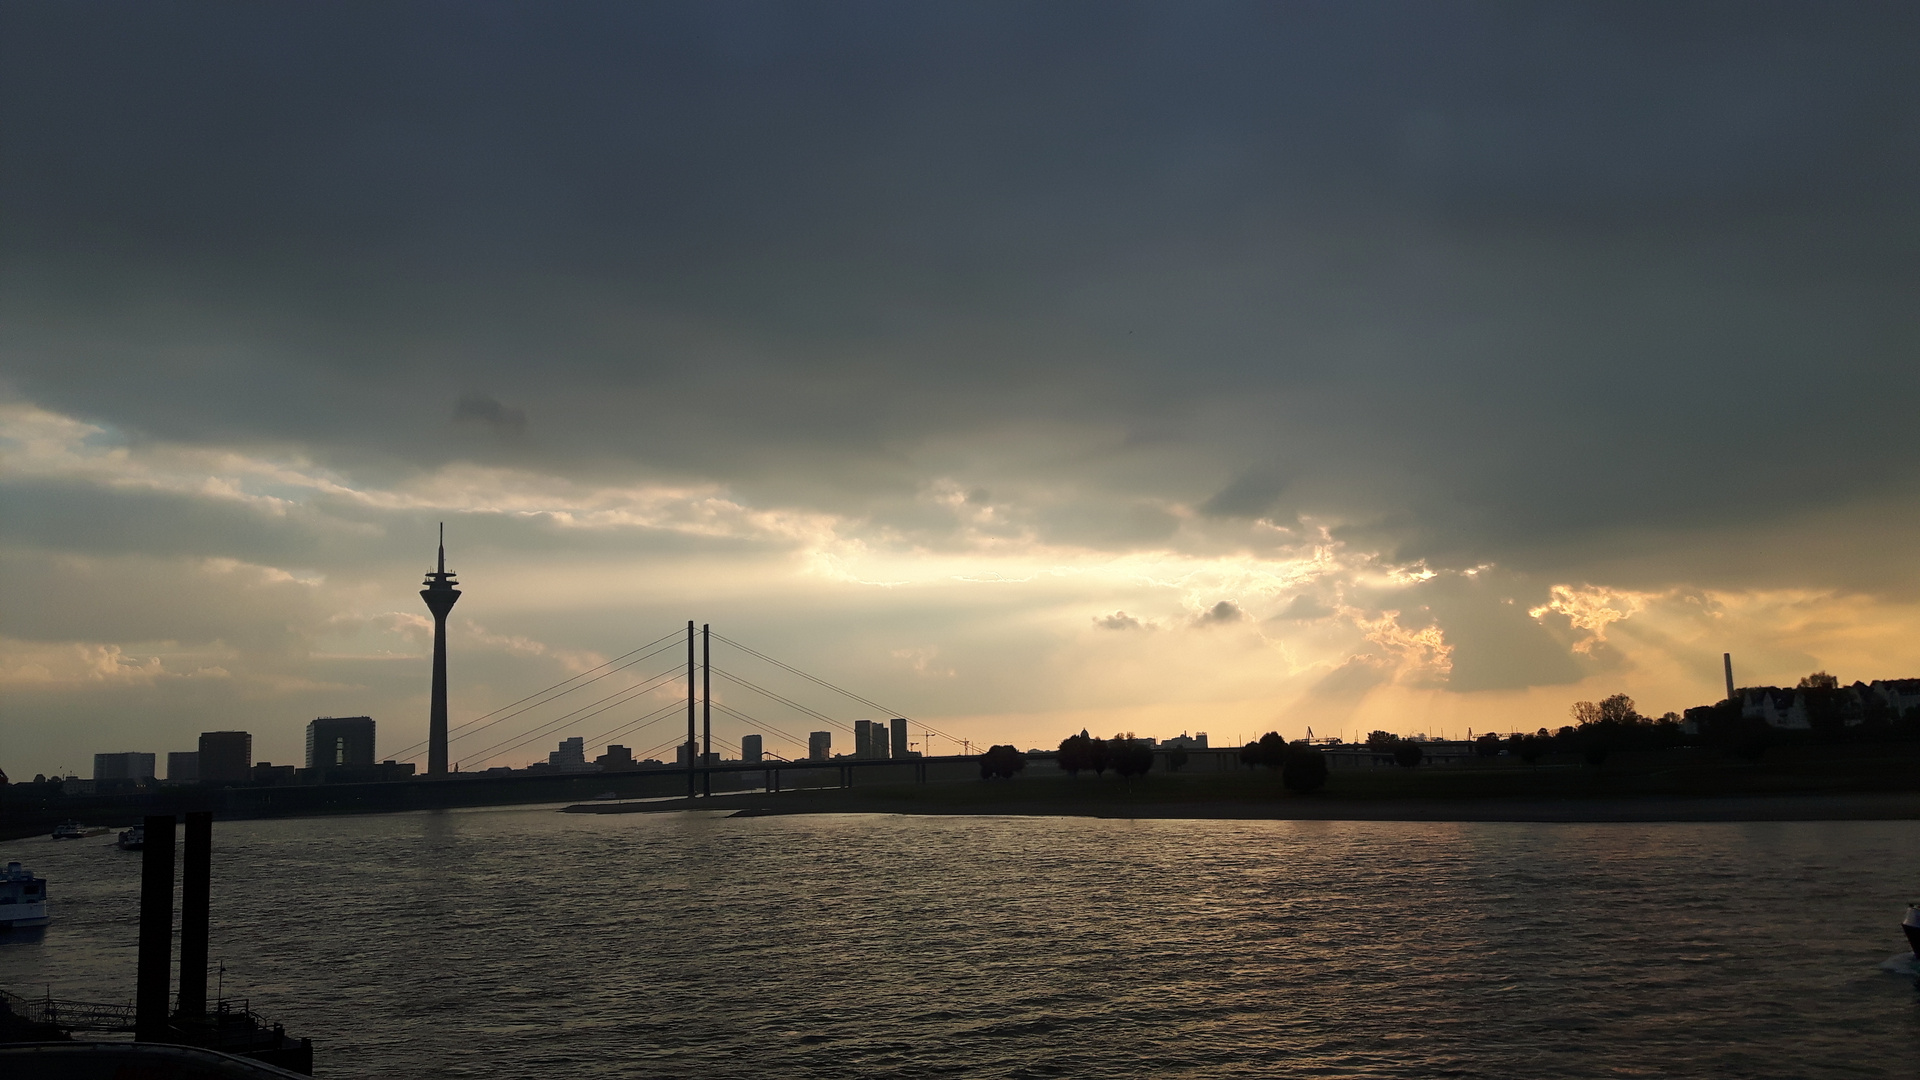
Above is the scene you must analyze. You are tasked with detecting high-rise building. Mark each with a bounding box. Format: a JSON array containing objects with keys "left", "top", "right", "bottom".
[
  {"left": 808, "top": 731, "right": 831, "bottom": 760},
  {"left": 740, "top": 734, "right": 763, "bottom": 763},
  {"left": 854, "top": 720, "right": 874, "bottom": 759},
  {"left": 93, "top": 752, "right": 156, "bottom": 781},
  {"left": 596, "top": 744, "right": 635, "bottom": 770},
  {"left": 306, "top": 716, "right": 376, "bottom": 770},
  {"left": 872, "top": 724, "right": 890, "bottom": 759},
  {"left": 890, "top": 718, "right": 910, "bottom": 759},
  {"left": 419, "top": 526, "right": 461, "bottom": 778},
  {"left": 167, "top": 752, "right": 199, "bottom": 783},
  {"left": 550, "top": 737, "right": 586, "bottom": 767},
  {"left": 676, "top": 740, "right": 698, "bottom": 767},
  {"left": 198, "top": 732, "right": 252, "bottom": 784}
]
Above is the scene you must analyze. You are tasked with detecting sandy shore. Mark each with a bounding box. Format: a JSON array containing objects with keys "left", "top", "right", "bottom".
[{"left": 565, "top": 790, "right": 1920, "bottom": 823}]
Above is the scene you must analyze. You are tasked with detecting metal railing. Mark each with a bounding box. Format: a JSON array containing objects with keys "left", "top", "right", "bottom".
[
  {"left": 1, "top": 986, "right": 268, "bottom": 1035},
  {"left": 1, "top": 987, "right": 135, "bottom": 1032}
]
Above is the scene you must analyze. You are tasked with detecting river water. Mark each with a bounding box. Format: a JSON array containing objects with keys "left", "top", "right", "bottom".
[{"left": 3, "top": 807, "right": 1918, "bottom": 1078}]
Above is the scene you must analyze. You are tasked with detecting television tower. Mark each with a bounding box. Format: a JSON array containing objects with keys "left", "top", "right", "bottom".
[{"left": 421, "top": 523, "right": 461, "bottom": 778}]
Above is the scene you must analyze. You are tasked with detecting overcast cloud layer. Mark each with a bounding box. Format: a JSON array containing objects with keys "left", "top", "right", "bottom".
[{"left": 4, "top": 2, "right": 1918, "bottom": 775}]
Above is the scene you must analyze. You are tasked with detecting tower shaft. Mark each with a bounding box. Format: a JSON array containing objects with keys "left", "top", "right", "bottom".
[{"left": 428, "top": 608, "right": 451, "bottom": 776}]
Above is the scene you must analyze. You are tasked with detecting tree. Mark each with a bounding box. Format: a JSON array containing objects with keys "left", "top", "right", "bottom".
[
  {"left": 1365, "top": 730, "right": 1400, "bottom": 752},
  {"left": 1087, "top": 736, "right": 1111, "bottom": 775},
  {"left": 1474, "top": 732, "right": 1503, "bottom": 758},
  {"left": 1057, "top": 730, "right": 1103, "bottom": 775},
  {"left": 1392, "top": 742, "right": 1423, "bottom": 768},
  {"left": 1569, "top": 700, "right": 1602, "bottom": 727},
  {"left": 979, "top": 744, "right": 1026, "bottom": 779},
  {"left": 1255, "top": 732, "right": 1288, "bottom": 769},
  {"left": 1597, "top": 693, "right": 1641, "bottom": 725},
  {"left": 1798, "top": 671, "right": 1839, "bottom": 690},
  {"left": 1517, "top": 735, "right": 1545, "bottom": 766},
  {"left": 1111, "top": 739, "right": 1154, "bottom": 778},
  {"left": 1282, "top": 744, "right": 1328, "bottom": 793}
]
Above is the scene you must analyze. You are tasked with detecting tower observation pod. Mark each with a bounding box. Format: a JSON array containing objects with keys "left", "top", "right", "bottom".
[{"left": 421, "top": 524, "right": 461, "bottom": 778}]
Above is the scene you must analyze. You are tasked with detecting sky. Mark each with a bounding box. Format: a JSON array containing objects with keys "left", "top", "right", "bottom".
[{"left": 3, "top": 2, "right": 1918, "bottom": 777}]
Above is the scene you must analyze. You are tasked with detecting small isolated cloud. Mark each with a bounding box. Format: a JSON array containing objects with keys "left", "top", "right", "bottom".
[
  {"left": 1195, "top": 600, "right": 1246, "bottom": 625},
  {"left": 453, "top": 393, "right": 527, "bottom": 435},
  {"left": 892, "top": 647, "right": 957, "bottom": 677},
  {"left": 1095, "top": 610, "right": 1145, "bottom": 630}
]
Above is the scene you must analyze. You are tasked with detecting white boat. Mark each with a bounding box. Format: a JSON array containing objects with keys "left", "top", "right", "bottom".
[
  {"left": 50, "top": 820, "right": 85, "bottom": 840},
  {"left": 117, "top": 825, "right": 145, "bottom": 850},
  {"left": 0, "top": 861, "right": 49, "bottom": 929}
]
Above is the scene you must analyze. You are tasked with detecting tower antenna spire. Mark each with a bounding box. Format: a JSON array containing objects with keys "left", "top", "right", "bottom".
[{"left": 438, "top": 522, "right": 445, "bottom": 574}]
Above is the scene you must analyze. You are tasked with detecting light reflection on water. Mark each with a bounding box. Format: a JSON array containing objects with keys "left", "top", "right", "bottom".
[{"left": 4, "top": 808, "right": 1918, "bottom": 1078}]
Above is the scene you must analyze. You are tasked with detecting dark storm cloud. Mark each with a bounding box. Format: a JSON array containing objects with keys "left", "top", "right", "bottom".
[
  {"left": 453, "top": 393, "right": 527, "bottom": 436},
  {"left": 1196, "top": 600, "right": 1246, "bottom": 625},
  {"left": 3, "top": 1, "right": 1917, "bottom": 583}
]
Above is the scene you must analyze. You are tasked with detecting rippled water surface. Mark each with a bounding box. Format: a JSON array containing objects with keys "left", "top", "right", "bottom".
[{"left": 4, "top": 808, "right": 1920, "bottom": 1078}]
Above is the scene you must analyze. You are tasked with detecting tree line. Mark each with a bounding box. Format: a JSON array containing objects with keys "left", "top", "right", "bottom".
[
  {"left": 1238, "top": 732, "right": 1330, "bottom": 792},
  {"left": 1462, "top": 677, "right": 1920, "bottom": 766}
]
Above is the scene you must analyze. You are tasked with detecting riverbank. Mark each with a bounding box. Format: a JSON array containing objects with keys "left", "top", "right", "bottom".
[{"left": 564, "top": 771, "right": 1920, "bottom": 823}]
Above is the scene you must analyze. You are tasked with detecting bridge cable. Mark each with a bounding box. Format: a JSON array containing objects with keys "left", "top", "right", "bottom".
[
  {"left": 390, "top": 629, "right": 681, "bottom": 758},
  {"left": 454, "top": 663, "right": 687, "bottom": 768},
  {"left": 394, "top": 635, "right": 685, "bottom": 762},
  {"left": 711, "top": 632, "right": 967, "bottom": 743},
  {"left": 708, "top": 666, "right": 852, "bottom": 733}
]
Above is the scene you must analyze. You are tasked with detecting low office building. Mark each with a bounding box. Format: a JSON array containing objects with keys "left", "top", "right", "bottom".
[
  {"left": 198, "top": 731, "right": 253, "bottom": 785},
  {"left": 93, "top": 752, "right": 156, "bottom": 782},
  {"left": 166, "top": 751, "right": 199, "bottom": 784},
  {"left": 808, "top": 731, "right": 831, "bottom": 760},
  {"left": 596, "top": 744, "right": 637, "bottom": 771}
]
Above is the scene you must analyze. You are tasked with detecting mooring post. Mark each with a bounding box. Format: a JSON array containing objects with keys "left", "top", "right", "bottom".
[
  {"left": 135, "top": 814, "right": 177, "bottom": 1040},
  {"left": 177, "top": 811, "right": 213, "bottom": 1017}
]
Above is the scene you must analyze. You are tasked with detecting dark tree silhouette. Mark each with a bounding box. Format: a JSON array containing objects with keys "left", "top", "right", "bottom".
[
  {"left": 1111, "top": 739, "right": 1154, "bottom": 778},
  {"left": 1598, "top": 693, "right": 1643, "bottom": 725},
  {"left": 1582, "top": 742, "right": 1609, "bottom": 767},
  {"left": 979, "top": 744, "right": 1026, "bottom": 779},
  {"left": 1282, "top": 743, "right": 1328, "bottom": 793},
  {"left": 1392, "top": 742, "right": 1423, "bottom": 768},
  {"left": 1366, "top": 730, "right": 1400, "bottom": 752},
  {"left": 1256, "top": 732, "right": 1288, "bottom": 769},
  {"left": 1517, "top": 735, "right": 1546, "bottom": 765},
  {"left": 1474, "top": 732, "right": 1503, "bottom": 758},
  {"left": 1057, "top": 730, "right": 1099, "bottom": 775}
]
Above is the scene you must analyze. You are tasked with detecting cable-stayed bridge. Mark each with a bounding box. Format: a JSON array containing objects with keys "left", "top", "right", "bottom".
[{"left": 386, "top": 623, "right": 978, "bottom": 793}]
